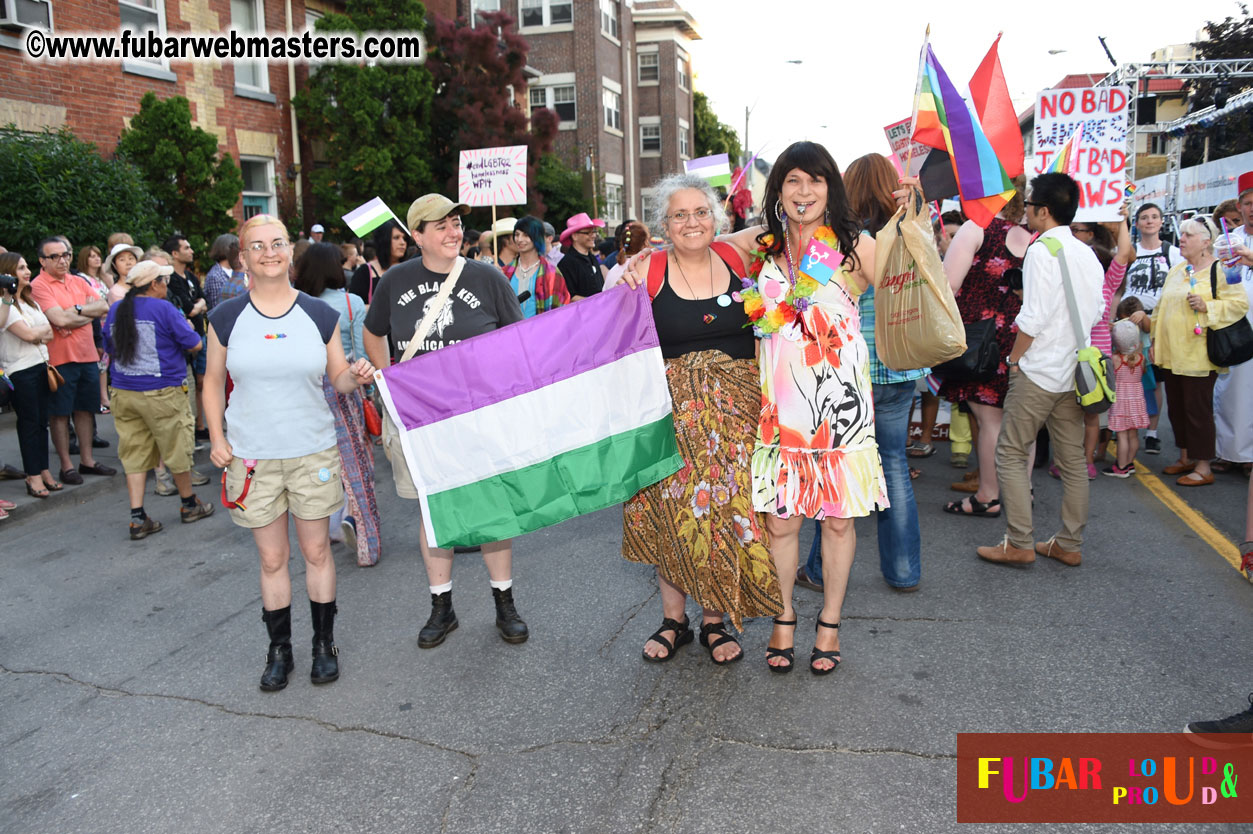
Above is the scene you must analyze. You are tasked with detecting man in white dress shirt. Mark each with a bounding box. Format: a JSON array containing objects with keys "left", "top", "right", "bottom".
[{"left": 978, "top": 173, "right": 1105, "bottom": 567}]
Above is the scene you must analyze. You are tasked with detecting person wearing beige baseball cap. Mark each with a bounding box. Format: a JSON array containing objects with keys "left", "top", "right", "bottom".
[
  {"left": 102, "top": 256, "right": 214, "bottom": 540},
  {"left": 361, "top": 194, "right": 529, "bottom": 649}
]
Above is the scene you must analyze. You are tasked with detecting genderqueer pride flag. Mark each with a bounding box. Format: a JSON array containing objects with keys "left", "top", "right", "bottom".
[
  {"left": 684, "top": 153, "right": 732, "bottom": 188},
  {"left": 375, "top": 287, "right": 684, "bottom": 549},
  {"left": 342, "top": 197, "right": 401, "bottom": 238}
]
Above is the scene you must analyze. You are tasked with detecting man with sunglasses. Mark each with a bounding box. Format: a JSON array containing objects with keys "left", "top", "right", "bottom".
[
  {"left": 30, "top": 237, "right": 116, "bottom": 485},
  {"left": 556, "top": 212, "right": 607, "bottom": 300}
]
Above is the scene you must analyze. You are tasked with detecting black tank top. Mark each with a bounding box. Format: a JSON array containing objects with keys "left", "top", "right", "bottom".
[{"left": 651, "top": 254, "right": 754, "bottom": 360}]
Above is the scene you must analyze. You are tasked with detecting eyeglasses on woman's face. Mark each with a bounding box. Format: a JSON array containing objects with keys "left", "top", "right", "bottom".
[
  {"left": 245, "top": 240, "right": 291, "bottom": 254},
  {"left": 667, "top": 208, "right": 712, "bottom": 225}
]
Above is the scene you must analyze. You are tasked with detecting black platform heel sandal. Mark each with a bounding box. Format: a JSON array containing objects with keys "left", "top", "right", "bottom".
[
  {"left": 698, "top": 620, "right": 743, "bottom": 665},
  {"left": 642, "top": 615, "right": 693, "bottom": 663},
  {"left": 765, "top": 617, "right": 796, "bottom": 674},
  {"left": 810, "top": 619, "right": 841, "bottom": 676}
]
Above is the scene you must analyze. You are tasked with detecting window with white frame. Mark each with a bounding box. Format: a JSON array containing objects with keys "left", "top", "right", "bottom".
[
  {"left": 638, "top": 52, "right": 659, "bottom": 83},
  {"left": 676, "top": 56, "right": 689, "bottom": 91},
  {"left": 532, "top": 85, "right": 577, "bottom": 124},
  {"left": 1149, "top": 133, "right": 1168, "bottom": 155},
  {"left": 520, "top": 0, "right": 572, "bottom": 28},
  {"left": 470, "top": 0, "right": 500, "bottom": 26},
  {"left": 603, "top": 88, "right": 621, "bottom": 132},
  {"left": 600, "top": 0, "right": 618, "bottom": 39},
  {"left": 118, "top": 0, "right": 167, "bottom": 69},
  {"left": 679, "top": 125, "right": 690, "bottom": 158},
  {"left": 640, "top": 123, "right": 661, "bottom": 153},
  {"left": 605, "top": 180, "right": 624, "bottom": 225},
  {"left": 640, "top": 190, "right": 655, "bottom": 226},
  {"left": 240, "top": 158, "right": 275, "bottom": 219},
  {"left": 231, "top": 0, "right": 268, "bottom": 93}
]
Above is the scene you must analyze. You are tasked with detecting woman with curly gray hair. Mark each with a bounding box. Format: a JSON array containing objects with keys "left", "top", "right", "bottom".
[{"left": 618, "top": 173, "right": 782, "bottom": 666}]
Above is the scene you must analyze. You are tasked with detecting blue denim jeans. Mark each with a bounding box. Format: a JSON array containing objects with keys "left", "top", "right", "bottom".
[{"left": 805, "top": 380, "right": 922, "bottom": 588}]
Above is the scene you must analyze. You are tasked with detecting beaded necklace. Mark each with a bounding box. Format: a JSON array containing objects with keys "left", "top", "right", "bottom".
[{"left": 740, "top": 223, "right": 840, "bottom": 337}]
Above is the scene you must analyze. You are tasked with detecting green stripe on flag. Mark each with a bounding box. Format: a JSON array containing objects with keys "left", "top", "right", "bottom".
[
  {"left": 347, "top": 205, "right": 395, "bottom": 237},
  {"left": 423, "top": 416, "right": 683, "bottom": 547},
  {"left": 705, "top": 172, "right": 731, "bottom": 188}
]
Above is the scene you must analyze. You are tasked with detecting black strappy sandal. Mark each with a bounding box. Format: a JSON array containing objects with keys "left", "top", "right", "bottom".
[
  {"left": 642, "top": 615, "right": 693, "bottom": 663},
  {"left": 811, "top": 619, "right": 842, "bottom": 676},
  {"left": 698, "top": 620, "right": 743, "bottom": 665},
  {"left": 765, "top": 616, "right": 796, "bottom": 674}
]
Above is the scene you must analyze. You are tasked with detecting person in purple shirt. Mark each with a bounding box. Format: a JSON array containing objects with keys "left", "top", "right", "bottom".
[{"left": 103, "top": 260, "right": 215, "bottom": 540}]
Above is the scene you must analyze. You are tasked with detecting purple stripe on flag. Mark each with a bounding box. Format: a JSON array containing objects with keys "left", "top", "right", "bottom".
[
  {"left": 686, "top": 154, "right": 729, "bottom": 171},
  {"left": 381, "top": 285, "right": 660, "bottom": 430}
]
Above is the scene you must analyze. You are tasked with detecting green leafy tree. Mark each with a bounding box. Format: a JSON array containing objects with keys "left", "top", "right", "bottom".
[
  {"left": 0, "top": 126, "right": 163, "bottom": 259},
  {"left": 1184, "top": 4, "right": 1253, "bottom": 166},
  {"left": 116, "top": 93, "right": 243, "bottom": 260},
  {"left": 293, "top": 0, "right": 436, "bottom": 238},
  {"left": 530, "top": 153, "right": 589, "bottom": 225},
  {"left": 693, "top": 91, "right": 742, "bottom": 163},
  {"left": 426, "top": 10, "right": 558, "bottom": 228}
]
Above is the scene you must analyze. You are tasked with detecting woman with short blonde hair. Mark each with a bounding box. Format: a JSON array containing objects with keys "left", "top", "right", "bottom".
[{"left": 204, "top": 214, "right": 377, "bottom": 691}]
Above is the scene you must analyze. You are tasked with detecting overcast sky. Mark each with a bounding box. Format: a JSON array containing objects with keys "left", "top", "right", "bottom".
[{"left": 680, "top": 0, "right": 1245, "bottom": 169}]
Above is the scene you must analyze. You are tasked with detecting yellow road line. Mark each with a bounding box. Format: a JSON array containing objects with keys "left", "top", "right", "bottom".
[{"left": 1130, "top": 456, "right": 1243, "bottom": 572}]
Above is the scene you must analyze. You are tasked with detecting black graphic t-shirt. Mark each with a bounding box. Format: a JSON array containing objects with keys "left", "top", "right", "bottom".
[
  {"left": 1123, "top": 242, "right": 1180, "bottom": 313},
  {"left": 364, "top": 257, "right": 524, "bottom": 363}
]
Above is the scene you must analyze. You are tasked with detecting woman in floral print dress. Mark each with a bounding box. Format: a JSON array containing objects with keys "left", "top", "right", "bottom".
[
  {"left": 718, "top": 142, "right": 888, "bottom": 676},
  {"left": 620, "top": 174, "right": 782, "bottom": 665},
  {"left": 938, "top": 180, "right": 1030, "bottom": 517}
]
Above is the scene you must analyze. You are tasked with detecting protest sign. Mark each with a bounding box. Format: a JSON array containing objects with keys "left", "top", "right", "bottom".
[
  {"left": 1031, "top": 86, "right": 1132, "bottom": 221},
  {"left": 884, "top": 118, "right": 930, "bottom": 176},
  {"left": 458, "top": 145, "right": 528, "bottom": 207}
]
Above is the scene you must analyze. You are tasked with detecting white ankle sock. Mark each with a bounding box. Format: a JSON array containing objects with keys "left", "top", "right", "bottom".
[
  {"left": 430, "top": 582, "right": 452, "bottom": 594},
  {"left": 1146, "top": 430, "right": 1158, "bottom": 438},
  {"left": 489, "top": 578, "right": 513, "bottom": 591}
]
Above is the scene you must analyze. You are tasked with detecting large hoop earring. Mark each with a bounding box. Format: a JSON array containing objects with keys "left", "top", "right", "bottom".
[{"left": 774, "top": 199, "right": 786, "bottom": 223}]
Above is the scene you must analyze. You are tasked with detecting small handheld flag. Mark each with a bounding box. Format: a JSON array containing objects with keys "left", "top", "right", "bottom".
[
  {"left": 343, "top": 197, "right": 403, "bottom": 238},
  {"left": 800, "top": 239, "right": 844, "bottom": 285},
  {"left": 1046, "top": 124, "right": 1084, "bottom": 175},
  {"left": 684, "top": 154, "right": 732, "bottom": 188}
]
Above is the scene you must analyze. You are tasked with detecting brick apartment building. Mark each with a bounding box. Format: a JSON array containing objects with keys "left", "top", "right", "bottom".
[
  {"left": 0, "top": 0, "right": 346, "bottom": 228},
  {"left": 458, "top": 0, "right": 699, "bottom": 228},
  {"left": 0, "top": 0, "right": 696, "bottom": 233}
]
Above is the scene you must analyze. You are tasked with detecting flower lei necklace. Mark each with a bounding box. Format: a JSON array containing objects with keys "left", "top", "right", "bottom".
[{"left": 739, "top": 223, "right": 840, "bottom": 337}]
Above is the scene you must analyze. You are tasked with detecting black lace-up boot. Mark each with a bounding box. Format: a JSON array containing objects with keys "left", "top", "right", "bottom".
[
  {"left": 493, "top": 587, "right": 528, "bottom": 644},
  {"left": 418, "top": 591, "right": 458, "bottom": 648}
]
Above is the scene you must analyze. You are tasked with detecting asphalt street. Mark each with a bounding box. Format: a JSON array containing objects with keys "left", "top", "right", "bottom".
[{"left": 1, "top": 408, "right": 1250, "bottom": 833}]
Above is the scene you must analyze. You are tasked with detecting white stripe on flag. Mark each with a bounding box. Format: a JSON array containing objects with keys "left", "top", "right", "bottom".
[
  {"left": 343, "top": 197, "right": 395, "bottom": 234},
  {"left": 402, "top": 348, "right": 672, "bottom": 495}
]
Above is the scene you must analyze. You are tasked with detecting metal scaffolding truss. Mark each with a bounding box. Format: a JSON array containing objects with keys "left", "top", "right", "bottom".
[
  {"left": 1096, "top": 58, "right": 1253, "bottom": 216},
  {"left": 1097, "top": 59, "right": 1253, "bottom": 87}
]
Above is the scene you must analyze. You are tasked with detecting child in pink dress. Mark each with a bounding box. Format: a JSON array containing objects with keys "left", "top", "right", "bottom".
[{"left": 1105, "top": 319, "right": 1150, "bottom": 478}]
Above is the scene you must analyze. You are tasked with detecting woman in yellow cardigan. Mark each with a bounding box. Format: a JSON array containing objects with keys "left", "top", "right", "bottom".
[{"left": 1150, "top": 216, "right": 1250, "bottom": 486}]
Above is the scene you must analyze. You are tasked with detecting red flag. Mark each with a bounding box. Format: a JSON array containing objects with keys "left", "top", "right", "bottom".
[{"left": 968, "top": 34, "right": 1024, "bottom": 178}]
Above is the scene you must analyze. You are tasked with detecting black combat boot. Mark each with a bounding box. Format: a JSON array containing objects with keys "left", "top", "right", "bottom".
[
  {"left": 259, "top": 606, "right": 294, "bottom": 692},
  {"left": 309, "top": 600, "right": 340, "bottom": 684},
  {"left": 418, "top": 591, "right": 457, "bottom": 648},
  {"left": 493, "top": 587, "right": 529, "bottom": 644}
]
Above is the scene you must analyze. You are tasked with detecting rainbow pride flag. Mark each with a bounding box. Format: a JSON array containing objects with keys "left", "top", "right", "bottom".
[
  {"left": 913, "top": 45, "right": 1015, "bottom": 227},
  {"left": 1046, "top": 124, "right": 1084, "bottom": 175}
]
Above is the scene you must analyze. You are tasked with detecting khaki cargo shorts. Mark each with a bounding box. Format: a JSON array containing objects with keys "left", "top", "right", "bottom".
[
  {"left": 224, "top": 446, "right": 344, "bottom": 529},
  {"left": 381, "top": 411, "right": 419, "bottom": 500},
  {"left": 110, "top": 385, "right": 194, "bottom": 475}
]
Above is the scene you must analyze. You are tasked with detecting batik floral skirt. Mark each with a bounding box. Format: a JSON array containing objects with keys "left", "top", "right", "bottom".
[{"left": 622, "top": 350, "right": 782, "bottom": 629}]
